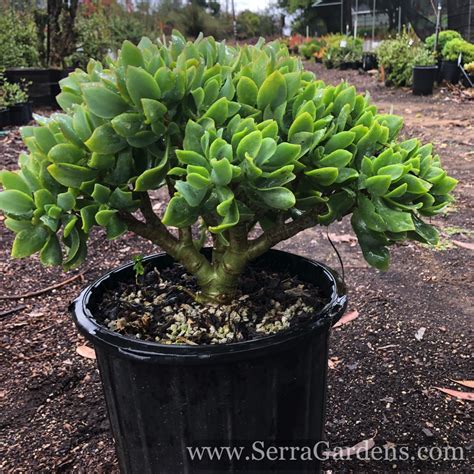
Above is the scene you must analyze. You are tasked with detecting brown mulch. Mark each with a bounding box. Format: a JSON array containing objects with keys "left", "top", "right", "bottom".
[{"left": 1, "top": 67, "right": 473, "bottom": 472}]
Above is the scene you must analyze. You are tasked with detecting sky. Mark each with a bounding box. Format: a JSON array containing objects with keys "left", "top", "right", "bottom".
[{"left": 232, "top": 0, "right": 274, "bottom": 13}]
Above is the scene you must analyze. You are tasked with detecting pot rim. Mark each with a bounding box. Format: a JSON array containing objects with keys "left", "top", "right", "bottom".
[
  {"left": 413, "top": 65, "right": 438, "bottom": 70},
  {"left": 71, "top": 249, "right": 347, "bottom": 364}
]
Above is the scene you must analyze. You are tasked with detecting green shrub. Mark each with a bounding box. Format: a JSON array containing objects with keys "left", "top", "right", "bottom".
[
  {"left": 66, "top": 11, "right": 114, "bottom": 68},
  {"left": 425, "top": 30, "right": 462, "bottom": 53},
  {"left": 377, "top": 32, "right": 419, "bottom": 86},
  {"left": 166, "top": 3, "right": 229, "bottom": 39},
  {"left": 0, "top": 10, "right": 40, "bottom": 68},
  {"left": 0, "top": 33, "right": 456, "bottom": 304},
  {"left": 464, "top": 61, "right": 474, "bottom": 74},
  {"left": 413, "top": 48, "right": 436, "bottom": 67},
  {"left": 109, "top": 13, "right": 152, "bottom": 50},
  {"left": 2, "top": 81, "right": 29, "bottom": 106},
  {"left": 442, "top": 38, "right": 474, "bottom": 64},
  {"left": 321, "top": 35, "right": 363, "bottom": 69},
  {"left": 0, "top": 70, "right": 29, "bottom": 106},
  {"left": 298, "top": 39, "right": 323, "bottom": 60}
]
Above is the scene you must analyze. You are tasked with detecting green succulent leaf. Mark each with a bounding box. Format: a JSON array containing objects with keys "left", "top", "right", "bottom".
[
  {"left": 324, "top": 131, "right": 356, "bottom": 154},
  {"left": 305, "top": 167, "right": 339, "bottom": 186},
  {"left": 85, "top": 124, "right": 127, "bottom": 154},
  {"left": 288, "top": 112, "right": 313, "bottom": 141},
  {"left": 351, "top": 210, "right": 390, "bottom": 270},
  {"left": 211, "top": 158, "right": 233, "bottom": 186},
  {"left": 82, "top": 84, "right": 129, "bottom": 118},
  {"left": 0, "top": 190, "right": 35, "bottom": 215},
  {"left": 255, "top": 187, "right": 295, "bottom": 210},
  {"left": 162, "top": 195, "right": 197, "bottom": 227},
  {"left": 237, "top": 130, "right": 262, "bottom": 161},
  {"left": 319, "top": 150, "right": 353, "bottom": 168},
  {"left": 126, "top": 66, "right": 161, "bottom": 108},
  {"left": 40, "top": 234, "right": 63, "bottom": 266},
  {"left": 57, "top": 192, "right": 76, "bottom": 211},
  {"left": 120, "top": 40, "right": 144, "bottom": 67},
  {"left": 48, "top": 143, "right": 85, "bottom": 164},
  {"left": 0, "top": 171, "right": 31, "bottom": 195},
  {"left": 12, "top": 226, "right": 49, "bottom": 258},
  {"left": 237, "top": 76, "right": 258, "bottom": 106},
  {"left": 111, "top": 113, "right": 143, "bottom": 137},
  {"left": 365, "top": 175, "right": 392, "bottom": 196},
  {"left": 257, "top": 70, "right": 287, "bottom": 110},
  {"left": 48, "top": 163, "right": 96, "bottom": 188}
]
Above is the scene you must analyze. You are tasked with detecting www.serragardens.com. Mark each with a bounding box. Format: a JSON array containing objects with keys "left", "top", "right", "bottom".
[{"left": 186, "top": 441, "right": 466, "bottom": 463}]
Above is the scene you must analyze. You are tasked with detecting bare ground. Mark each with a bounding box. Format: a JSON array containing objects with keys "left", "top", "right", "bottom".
[{"left": 0, "top": 65, "right": 473, "bottom": 472}]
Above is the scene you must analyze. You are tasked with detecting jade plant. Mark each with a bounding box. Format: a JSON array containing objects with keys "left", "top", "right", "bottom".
[
  {"left": 442, "top": 38, "right": 474, "bottom": 64},
  {"left": 425, "top": 30, "right": 462, "bottom": 55},
  {"left": 0, "top": 32, "right": 457, "bottom": 304}
]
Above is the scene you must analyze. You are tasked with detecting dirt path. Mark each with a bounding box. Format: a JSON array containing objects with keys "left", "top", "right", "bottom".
[{"left": 1, "top": 66, "right": 473, "bottom": 472}]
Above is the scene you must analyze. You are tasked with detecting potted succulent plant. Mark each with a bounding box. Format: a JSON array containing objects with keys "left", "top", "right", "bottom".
[
  {"left": 462, "top": 61, "right": 474, "bottom": 87},
  {"left": 3, "top": 80, "right": 32, "bottom": 126},
  {"left": 440, "top": 38, "right": 474, "bottom": 84},
  {"left": 412, "top": 49, "right": 438, "bottom": 95},
  {"left": 0, "top": 32, "right": 457, "bottom": 472}
]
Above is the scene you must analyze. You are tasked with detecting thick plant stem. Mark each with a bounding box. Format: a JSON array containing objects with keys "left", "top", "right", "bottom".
[
  {"left": 121, "top": 204, "right": 325, "bottom": 305},
  {"left": 195, "top": 225, "right": 249, "bottom": 304}
]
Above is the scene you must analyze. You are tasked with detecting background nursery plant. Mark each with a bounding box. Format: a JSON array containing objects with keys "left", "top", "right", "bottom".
[{"left": 0, "top": 32, "right": 457, "bottom": 311}]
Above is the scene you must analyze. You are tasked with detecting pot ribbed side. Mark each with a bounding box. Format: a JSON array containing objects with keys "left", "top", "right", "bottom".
[
  {"left": 95, "top": 330, "right": 329, "bottom": 473},
  {"left": 72, "top": 250, "right": 346, "bottom": 473}
]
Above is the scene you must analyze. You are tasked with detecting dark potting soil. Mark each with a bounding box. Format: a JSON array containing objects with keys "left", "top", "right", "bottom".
[{"left": 94, "top": 263, "right": 328, "bottom": 345}]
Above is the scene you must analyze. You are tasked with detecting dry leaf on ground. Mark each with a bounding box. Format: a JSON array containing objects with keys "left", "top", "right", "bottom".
[
  {"left": 76, "top": 345, "right": 96, "bottom": 360},
  {"left": 452, "top": 380, "right": 474, "bottom": 389},
  {"left": 325, "top": 437, "right": 375, "bottom": 458},
  {"left": 451, "top": 240, "right": 474, "bottom": 251},
  {"left": 415, "top": 327, "right": 426, "bottom": 341},
  {"left": 327, "top": 233, "right": 357, "bottom": 244},
  {"left": 333, "top": 310, "right": 359, "bottom": 328},
  {"left": 434, "top": 387, "right": 474, "bottom": 401}
]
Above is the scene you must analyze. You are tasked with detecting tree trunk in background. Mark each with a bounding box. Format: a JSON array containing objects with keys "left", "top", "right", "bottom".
[{"left": 47, "top": 0, "right": 79, "bottom": 68}]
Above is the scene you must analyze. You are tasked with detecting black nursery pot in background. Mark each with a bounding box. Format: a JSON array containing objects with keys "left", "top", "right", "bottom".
[
  {"left": 9, "top": 102, "right": 32, "bottom": 126},
  {"left": 440, "top": 60, "right": 460, "bottom": 84},
  {"left": 461, "top": 73, "right": 474, "bottom": 88},
  {"left": 412, "top": 66, "right": 438, "bottom": 95},
  {"left": 0, "top": 108, "right": 10, "bottom": 129},
  {"left": 5, "top": 68, "right": 71, "bottom": 107},
  {"left": 71, "top": 249, "right": 347, "bottom": 473},
  {"left": 362, "top": 53, "right": 377, "bottom": 71}
]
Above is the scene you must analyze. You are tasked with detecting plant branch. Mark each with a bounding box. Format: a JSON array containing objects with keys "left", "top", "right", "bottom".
[
  {"left": 139, "top": 193, "right": 162, "bottom": 228},
  {"left": 178, "top": 226, "right": 193, "bottom": 245},
  {"left": 119, "top": 212, "right": 179, "bottom": 257},
  {"left": 248, "top": 210, "right": 322, "bottom": 261}
]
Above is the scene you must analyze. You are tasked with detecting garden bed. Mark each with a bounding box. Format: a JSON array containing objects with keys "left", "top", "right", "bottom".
[{"left": 0, "top": 66, "right": 473, "bottom": 471}]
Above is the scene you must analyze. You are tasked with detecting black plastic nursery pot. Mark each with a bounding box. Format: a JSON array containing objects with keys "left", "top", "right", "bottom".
[
  {"left": 9, "top": 102, "right": 32, "bottom": 126},
  {"left": 461, "top": 73, "right": 474, "bottom": 88},
  {"left": 71, "top": 249, "right": 347, "bottom": 473},
  {"left": 412, "top": 66, "right": 438, "bottom": 95},
  {"left": 439, "top": 60, "right": 460, "bottom": 84},
  {"left": 362, "top": 53, "right": 377, "bottom": 71},
  {"left": 0, "top": 108, "right": 10, "bottom": 129},
  {"left": 5, "top": 68, "right": 67, "bottom": 107}
]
